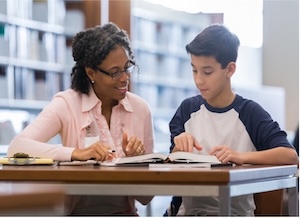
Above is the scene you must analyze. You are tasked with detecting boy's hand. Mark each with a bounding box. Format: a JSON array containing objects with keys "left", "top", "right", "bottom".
[
  {"left": 122, "top": 132, "right": 145, "bottom": 156},
  {"left": 209, "top": 145, "right": 242, "bottom": 165},
  {"left": 172, "top": 132, "right": 202, "bottom": 153}
]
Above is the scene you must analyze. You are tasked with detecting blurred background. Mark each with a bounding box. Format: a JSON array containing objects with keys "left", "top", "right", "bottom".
[{"left": 0, "top": 0, "right": 298, "bottom": 215}]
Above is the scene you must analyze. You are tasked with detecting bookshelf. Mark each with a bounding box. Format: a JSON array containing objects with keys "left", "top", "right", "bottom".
[
  {"left": 130, "top": 1, "right": 223, "bottom": 151},
  {"left": 0, "top": 0, "right": 76, "bottom": 110},
  {"left": 0, "top": 0, "right": 83, "bottom": 146}
]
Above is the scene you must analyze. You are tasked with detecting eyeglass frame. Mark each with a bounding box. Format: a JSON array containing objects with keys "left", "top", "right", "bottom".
[{"left": 94, "top": 60, "right": 138, "bottom": 80}]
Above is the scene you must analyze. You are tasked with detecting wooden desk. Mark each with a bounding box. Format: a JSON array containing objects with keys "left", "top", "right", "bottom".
[
  {"left": 0, "top": 164, "right": 297, "bottom": 216},
  {"left": 0, "top": 182, "right": 65, "bottom": 215}
]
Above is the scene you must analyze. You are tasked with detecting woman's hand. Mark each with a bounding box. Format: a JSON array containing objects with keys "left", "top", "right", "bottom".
[
  {"left": 172, "top": 132, "right": 202, "bottom": 153},
  {"left": 71, "top": 142, "right": 116, "bottom": 162},
  {"left": 122, "top": 132, "right": 145, "bottom": 156}
]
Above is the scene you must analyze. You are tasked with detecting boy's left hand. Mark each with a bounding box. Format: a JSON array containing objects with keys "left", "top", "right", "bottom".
[{"left": 209, "top": 145, "right": 243, "bottom": 165}]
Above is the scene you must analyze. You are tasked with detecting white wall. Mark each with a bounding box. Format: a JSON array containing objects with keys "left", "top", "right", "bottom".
[
  {"left": 232, "top": 46, "right": 262, "bottom": 88},
  {"left": 263, "top": 0, "right": 299, "bottom": 132}
]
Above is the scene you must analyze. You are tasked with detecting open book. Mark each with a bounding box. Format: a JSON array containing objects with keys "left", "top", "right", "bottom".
[
  {"left": 100, "top": 151, "right": 222, "bottom": 167},
  {"left": 56, "top": 152, "right": 231, "bottom": 167}
]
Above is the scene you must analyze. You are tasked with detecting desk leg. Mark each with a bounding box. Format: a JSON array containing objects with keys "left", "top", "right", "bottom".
[
  {"left": 288, "top": 184, "right": 299, "bottom": 216},
  {"left": 146, "top": 202, "right": 152, "bottom": 216},
  {"left": 219, "top": 186, "right": 231, "bottom": 216}
]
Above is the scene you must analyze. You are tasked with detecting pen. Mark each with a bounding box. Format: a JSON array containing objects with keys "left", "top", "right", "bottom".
[{"left": 89, "top": 150, "right": 115, "bottom": 161}]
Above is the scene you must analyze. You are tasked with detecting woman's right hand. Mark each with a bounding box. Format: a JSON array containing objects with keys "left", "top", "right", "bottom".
[{"left": 71, "top": 142, "right": 116, "bottom": 162}]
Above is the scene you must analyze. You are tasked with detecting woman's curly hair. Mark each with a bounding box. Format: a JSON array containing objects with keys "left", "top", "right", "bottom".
[{"left": 70, "top": 22, "right": 134, "bottom": 94}]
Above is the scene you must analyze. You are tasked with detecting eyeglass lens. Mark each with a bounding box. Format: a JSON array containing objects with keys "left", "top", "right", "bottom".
[{"left": 112, "top": 65, "right": 138, "bottom": 79}]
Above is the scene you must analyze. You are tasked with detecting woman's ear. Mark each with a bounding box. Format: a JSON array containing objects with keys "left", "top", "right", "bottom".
[
  {"left": 226, "top": 62, "right": 236, "bottom": 78},
  {"left": 85, "top": 67, "right": 95, "bottom": 82}
]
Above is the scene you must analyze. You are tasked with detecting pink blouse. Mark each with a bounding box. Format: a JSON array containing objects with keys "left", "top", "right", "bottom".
[
  {"left": 8, "top": 88, "right": 154, "bottom": 160},
  {"left": 8, "top": 88, "right": 155, "bottom": 215}
]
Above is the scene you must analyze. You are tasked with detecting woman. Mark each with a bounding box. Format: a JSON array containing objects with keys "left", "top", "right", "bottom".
[{"left": 8, "top": 22, "right": 154, "bottom": 215}]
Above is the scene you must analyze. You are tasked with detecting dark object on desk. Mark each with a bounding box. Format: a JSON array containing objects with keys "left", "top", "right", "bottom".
[
  {"left": 13, "top": 152, "right": 29, "bottom": 158},
  {"left": 211, "top": 162, "right": 233, "bottom": 167}
]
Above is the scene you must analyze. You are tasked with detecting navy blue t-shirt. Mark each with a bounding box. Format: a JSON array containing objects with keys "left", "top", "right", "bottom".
[
  {"left": 169, "top": 94, "right": 293, "bottom": 154},
  {"left": 168, "top": 94, "right": 294, "bottom": 216}
]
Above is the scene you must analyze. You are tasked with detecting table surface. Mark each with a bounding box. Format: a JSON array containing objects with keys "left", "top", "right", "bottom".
[
  {"left": 0, "top": 164, "right": 297, "bottom": 185},
  {"left": 0, "top": 164, "right": 297, "bottom": 216}
]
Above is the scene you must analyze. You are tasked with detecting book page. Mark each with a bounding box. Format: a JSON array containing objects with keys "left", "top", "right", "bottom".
[
  {"left": 149, "top": 162, "right": 233, "bottom": 168},
  {"left": 149, "top": 163, "right": 212, "bottom": 168},
  {"left": 168, "top": 152, "right": 221, "bottom": 163},
  {"left": 57, "top": 160, "right": 98, "bottom": 166},
  {"left": 100, "top": 153, "right": 168, "bottom": 166}
]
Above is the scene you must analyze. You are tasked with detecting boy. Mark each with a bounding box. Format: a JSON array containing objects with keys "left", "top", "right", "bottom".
[{"left": 168, "top": 24, "right": 298, "bottom": 216}]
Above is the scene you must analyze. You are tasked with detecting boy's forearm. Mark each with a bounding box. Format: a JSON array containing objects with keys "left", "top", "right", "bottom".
[{"left": 242, "top": 147, "right": 298, "bottom": 165}]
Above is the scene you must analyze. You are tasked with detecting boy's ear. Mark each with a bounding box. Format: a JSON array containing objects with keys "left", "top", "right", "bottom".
[
  {"left": 85, "top": 67, "right": 95, "bottom": 82},
  {"left": 226, "top": 62, "right": 236, "bottom": 78}
]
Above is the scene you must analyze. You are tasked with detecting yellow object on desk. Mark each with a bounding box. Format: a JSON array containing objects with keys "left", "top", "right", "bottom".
[{"left": 0, "top": 157, "right": 54, "bottom": 165}]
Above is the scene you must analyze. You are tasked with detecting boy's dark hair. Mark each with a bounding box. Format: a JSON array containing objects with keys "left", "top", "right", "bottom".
[
  {"left": 70, "top": 22, "right": 134, "bottom": 95},
  {"left": 186, "top": 23, "right": 240, "bottom": 69}
]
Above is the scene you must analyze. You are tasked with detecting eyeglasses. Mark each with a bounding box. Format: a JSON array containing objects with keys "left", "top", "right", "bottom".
[{"left": 95, "top": 61, "right": 139, "bottom": 80}]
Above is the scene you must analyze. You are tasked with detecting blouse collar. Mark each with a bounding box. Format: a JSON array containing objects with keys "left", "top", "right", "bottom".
[{"left": 81, "top": 87, "right": 133, "bottom": 113}]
